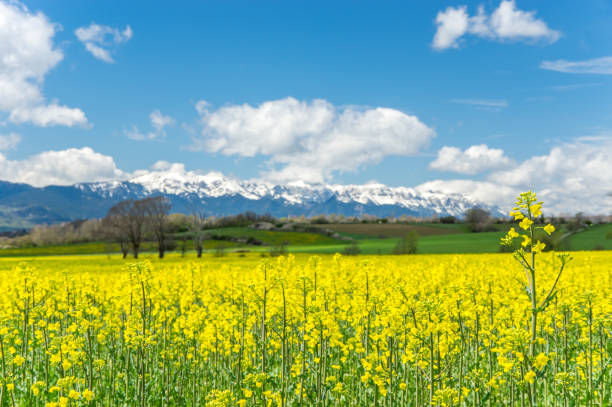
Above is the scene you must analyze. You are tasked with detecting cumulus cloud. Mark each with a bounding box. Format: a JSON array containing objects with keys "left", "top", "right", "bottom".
[
  {"left": 432, "top": 6, "right": 470, "bottom": 51},
  {"left": 540, "top": 56, "right": 612, "bottom": 75},
  {"left": 0, "top": 133, "right": 21, "bottom": 150},
  {"left": 0, "top": 147, "right": 125, "bottom": 187},
  {"left": 75, "top": 23, "right": 132, "bottom": 63},
  {"left": 193, "top": 97, "right": 435, "bottom": 183},
  {"left": 0, "top": 0, "right": 88, "bottom": 127},
  {"left": 125, "top": 110, "right": 175, "bottom": 141},
  {"left": 433, "top": 0, "right": 560, "bottom": 50},
  {"left": 430, "top": 144, "right": 513, "bottom": 174},
  {"left": 417, "top": 179, "right": 517, "bottom": 210},
  {"left": 3, "top": 138, "right": 611, "bottom": 214},
  {"left": 419, "top": 138, "right": 612, "bottom": 214},
  {"left": 150, "top": 160, "right": 182, "bottom": 172}
]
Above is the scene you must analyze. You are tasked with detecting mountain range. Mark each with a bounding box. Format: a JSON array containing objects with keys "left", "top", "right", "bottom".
[{"left": 0, "top": 170, "right": 501, "bottom": 229}]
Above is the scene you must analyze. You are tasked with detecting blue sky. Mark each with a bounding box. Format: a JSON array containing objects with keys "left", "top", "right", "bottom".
[{"left": 1, "top": 0, "right": 611, "bottom": 212}]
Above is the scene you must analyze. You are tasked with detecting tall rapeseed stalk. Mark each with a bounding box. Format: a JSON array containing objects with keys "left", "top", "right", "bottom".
[{"left": 501, "top": 191, "right": 571, "bottom": 406}]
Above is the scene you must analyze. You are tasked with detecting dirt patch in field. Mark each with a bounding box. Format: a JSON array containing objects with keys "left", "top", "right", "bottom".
[{"left": 308, "top": 223, "right": 465, "bottom": 238}]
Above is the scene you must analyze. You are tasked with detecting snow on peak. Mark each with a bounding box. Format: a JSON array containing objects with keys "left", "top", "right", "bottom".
[
  {"left": 89, "top": 168, "right": 496, "bottom": 216},
  {"left": 70, "top": 163, "right": 501, "bottom": 216}
]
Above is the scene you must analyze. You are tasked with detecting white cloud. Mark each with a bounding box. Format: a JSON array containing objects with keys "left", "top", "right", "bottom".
[
  {"left": 450, "top": 99, "right": 508, "bottom": 111},
  {"left": 3, "top": 138, "right": 611, "bottom": 214},
  {"left": 0, "top": 133, "right": 21, "bottom": 150},
  {"left": 489, "top": 1, "right": 560, "bottom": 41},
  {"left": 432, "top": 6, "right": 470, "bottom": 50},
  {"left": 150, "top": 160, "right": 181, "bottom": 171},
  {"left": 75, "top": 23, "right": 132, "bottom": 63},
  {"left": 489, "top": 140, "right": 612, "bottom": 187},
  {"left": 430, "top": 144, "right": 513, "bottom": 174},
  {"left": 420, "top": 138, "right": 612, "bottom": 214},
  {"left": 124, "top": 126, "right": 147, "bottom": 141},
  {"left": 0, "top": 0, "right": 88, "bottom": 127},
  {"left": 417, "top": 179, "right": 517, "bottom": 210},
  {"left": 9, "top": 103, "right": 88, "bottom": 127},
  {"left": 0, "top": 147, "right": 125, "bottom": 187},
  {"left": 194, "top": 97, "right": 435, "bottom": 183},
  {"left": 150, "top": 110, "right": 174, "bottom": 132},
  {"left": 125, "top": 109, "right": 175, "bottom": 141},
  {"left": 549, "top": 82, "right": 602, "bottom": 91},
  {"left": 433, "top": 0, "right": 560, "bottom": 50},
  {"left": 540, "top": 56, "right": 612, "bottom": 75}
]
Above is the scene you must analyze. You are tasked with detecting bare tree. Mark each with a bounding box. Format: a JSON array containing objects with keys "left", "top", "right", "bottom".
[
  {"left": 464, "top": 207, "right": 493, "bottom": 233},
  {"left": 189, "top": 210, "right": 208, "bottom": 258},
  {"left": 102, "top": 217, "right": 130, "bottom": 258},
  {"left": 142, "top": 196, "right": 172, "bottom": 259},
  {"left": 104, "top": 199, "right": 148, "bottom": 258}
]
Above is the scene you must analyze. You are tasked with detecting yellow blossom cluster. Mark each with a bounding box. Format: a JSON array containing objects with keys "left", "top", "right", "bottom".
[{"left": 502, "top": 191, "right": 555, "bottom": 253}]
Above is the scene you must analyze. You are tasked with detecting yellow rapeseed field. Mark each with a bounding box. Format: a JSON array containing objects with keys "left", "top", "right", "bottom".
[{"left": 0, "top": 250, "right": 610, "bottom": 407}]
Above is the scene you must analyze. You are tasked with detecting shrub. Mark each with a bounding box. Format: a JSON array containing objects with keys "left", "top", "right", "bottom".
[
  {"left": 269, "top": 242, "right": 288, "bottom": 257},
  {"left": 567, "top": 213, "right": 586, "bottom": 233},
  {"left": 311, "top": 216, "right": 329, "bottom": 224},
  {"left": 213, "top": 244, "right": 226, "bottom": 257},
  {"left": 464, "top": 208, "right": 495, "bottom": 233},
  {"left": 439, "top": 216, "right": 456, "bottom": 224},
  {"left": 392, "top": 231, "right": 418, "bottom": 254},
  {"left": 342, "top": 241, "right": 361, "bottom": 255},
  {"left": 537, "top": 228, "right": 571, "bottom": 251}
]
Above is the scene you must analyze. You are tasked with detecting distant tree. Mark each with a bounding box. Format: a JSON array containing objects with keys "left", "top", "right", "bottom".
[
  {"left": 189, "top": 210, "right": 208, "bottom": 258},
  {"left": 179, "top": 236, "right": 188, "bottom": 257},
  {"left": 464, "top": 207, "right": 493, "bottom": 233},
  {"left": 245, "top": 211, "right": 257, "bottom": 222},
  {"left": 270, "top": 241, "right": 289, "bottom": 257},
  {"left": 439, "top": 216, "right": 456, "bottom": 224},
  {"left": 392, "top": 231, "right": 418, "bottom": 254},
  {"left": 567, "top": 212, "right": 585, "bottom": 233},
  {"left": 101, "top": 219, "right": 130, "bottom": 258},
  {"left": 104, "top": 199, "right": 148, "bottom": 258},
  {"left": 214, "top": 244, "right": 226, "bottom": 257},
  {"left": 166, "top": 213, "right": 190, "bottom": 234},
  {"left": 142, "top": 196, "right": 172, "bottom": 259},
  {"left": 342, "top": 241, "right": 361, "bottom": 255},
  {"left": 311, "top": 216, "right": 329, "bottom": 225}
]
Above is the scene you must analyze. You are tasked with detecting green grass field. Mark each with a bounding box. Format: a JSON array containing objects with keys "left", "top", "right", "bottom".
[
  {"left": 202, "top": 226, "right": 342, "bottom": 245},
  {"left": 567, "top": 223, "right": 612, "bottom": 250},
  {"left": 287, "top": 231, "right": 506, "bottom": 254},
  {"left": 307, "top": 222, "right": 469, "bottom": 238},
  {"left": 1, "top": 223, "right": 610, "bottom": 257}
]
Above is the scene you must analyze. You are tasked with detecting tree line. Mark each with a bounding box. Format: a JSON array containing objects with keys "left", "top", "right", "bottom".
[
  {"left": 3, "top": 200, "right": 609, "bottom": 256},
  {"left": 102, "top": 199, "right": 278, "bottom": 259}
]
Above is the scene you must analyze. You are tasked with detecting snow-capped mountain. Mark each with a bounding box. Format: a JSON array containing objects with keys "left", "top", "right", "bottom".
[
  {"left": 0, "top": 168, "right": 501, "bottom": 228},
  {"left": 81, "top": 168, "right": 500, "bottom": 217}
]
